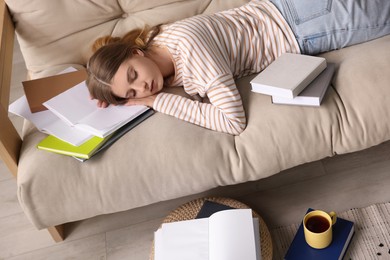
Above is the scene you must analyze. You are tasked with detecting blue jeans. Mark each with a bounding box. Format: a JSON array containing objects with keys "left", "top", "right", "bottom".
[{"left": 270, "top": 0, "right": 390, "bottom": 54}]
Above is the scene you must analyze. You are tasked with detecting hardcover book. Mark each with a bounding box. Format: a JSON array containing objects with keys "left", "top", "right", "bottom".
[
  {"left": 251, "top": 53, "right": 327, "bottom": 98},
  {"left": 196, "top": 200, "right": 235, "bottom": 219},
  {"left": 272, "top": 63, "right": 335, "bottom": 106},
  {"left": 284, "top": 208, "right": 355, "bottom": 260}
]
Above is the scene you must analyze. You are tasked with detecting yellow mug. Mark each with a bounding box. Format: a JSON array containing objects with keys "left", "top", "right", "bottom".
[{"left": 303, "top": 210, "right": 337, "bottom": 249}]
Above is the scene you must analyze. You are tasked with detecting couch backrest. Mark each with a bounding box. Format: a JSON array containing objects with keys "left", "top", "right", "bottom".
[{"left": 6, "top": 0, "right": 249, "bottom": 79}]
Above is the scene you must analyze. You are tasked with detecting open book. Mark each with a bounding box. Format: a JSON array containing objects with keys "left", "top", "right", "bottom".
[
  {"left": 154, "top": 209, "right": 261, "bottom": 260},
  {"left": 43, "top": 81, "right": 150, "bottom": 138}
]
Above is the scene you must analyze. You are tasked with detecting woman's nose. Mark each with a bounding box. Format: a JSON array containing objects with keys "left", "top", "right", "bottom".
[{"left": 134, "top": 81, "right": 148, "bottom": 92}]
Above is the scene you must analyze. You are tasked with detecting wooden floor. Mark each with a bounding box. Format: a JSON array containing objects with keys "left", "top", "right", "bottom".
[{"left": 1, "top": 40, "right": 390, "bottom": 260}]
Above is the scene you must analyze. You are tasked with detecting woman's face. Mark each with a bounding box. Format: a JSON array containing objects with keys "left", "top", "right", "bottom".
[{"left": 111, "top": 50, "right": 164, "bottom": 99}]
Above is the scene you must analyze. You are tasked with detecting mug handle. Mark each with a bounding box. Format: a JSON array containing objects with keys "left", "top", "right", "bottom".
[{"left": 328, "top": 211, "right": 337, "bottom": 225}]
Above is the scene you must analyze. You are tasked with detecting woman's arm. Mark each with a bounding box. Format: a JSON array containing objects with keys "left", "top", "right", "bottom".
[{"left": 153, "top": 74, "right": 246, "bottom": 135}]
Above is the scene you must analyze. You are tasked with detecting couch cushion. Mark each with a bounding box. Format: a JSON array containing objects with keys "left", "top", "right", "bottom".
[
  {"left": 321, "top": 37, "right": 390, "bottom": 153},
  {"left": 6, "top": 0, "right": 248, "bottom": 79}
]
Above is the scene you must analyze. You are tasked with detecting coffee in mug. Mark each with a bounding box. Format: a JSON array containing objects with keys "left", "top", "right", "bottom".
[{"left": 303, "top": 210, "right": 337, "bottom": 249}]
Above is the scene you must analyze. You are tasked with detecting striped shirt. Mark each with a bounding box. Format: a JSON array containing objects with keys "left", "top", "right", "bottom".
[{"left": 152, "top": 0, "right": 300, "bottom": 135}]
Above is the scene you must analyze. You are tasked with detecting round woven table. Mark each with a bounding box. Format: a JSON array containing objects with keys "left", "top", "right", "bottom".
[{"left": 150, "top": 197, "right": 273, "bottom": 260}]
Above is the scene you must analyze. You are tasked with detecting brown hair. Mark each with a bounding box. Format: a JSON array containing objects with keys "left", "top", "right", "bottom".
[{"left": 86, "top": 26, "right": 161, "bottom": 105}]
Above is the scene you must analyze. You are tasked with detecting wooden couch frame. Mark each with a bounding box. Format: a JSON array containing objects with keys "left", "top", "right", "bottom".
[{"left": 0, "top": 0, "right": 64, "bottom": 242}]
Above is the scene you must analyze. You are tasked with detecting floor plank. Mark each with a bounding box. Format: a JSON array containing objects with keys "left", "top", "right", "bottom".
[
  {"left": 239, "top": 159, "right": 390, "bottom": 228},
  {"left": 0, "top": 213, "right": 56, "bottom": 258},
  {"left": 106, "top": 218, "right": 162, "bottom": 260},
  {"left": 0, "top": 178, "right": 22, "bottom": 218},
  {"left": 0, "top": 160, "right": 13, "bottom": 181},
  {"left": 6, "top": 234, "right": 106, "bottom": 260}
]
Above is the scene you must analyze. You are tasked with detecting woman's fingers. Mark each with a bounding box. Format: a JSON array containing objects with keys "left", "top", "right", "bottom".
[
  {"left": 125, "top": 95, "right": 156, "bottom": 107},
  {"left": 97, "top": 99, "right": 109, "bottom": 108}
]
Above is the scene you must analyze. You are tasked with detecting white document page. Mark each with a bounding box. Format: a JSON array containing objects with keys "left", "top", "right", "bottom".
[
  {"left": 153, "top": 209, "right": 260, "bottom": 260},
  {"left": 209, "top": 209, "right": 258, "bottom": 260},
  {"left": 9, "top": 96, "right": 92, "bottom": 146},
  {"left": 155, "top": 218, "right": 209, "bottom": 260},
  {"left": 43, "top": 81, "right": 96, "bottom": 125},
  {"left": 43, "top": 81, "right": 148, "bottom": 137},
  {"left": 79, "top": 104, "right": 148, "bottom": 136},
  {"left": 253, "top": 218, "right": 261, "bottom": 260}
]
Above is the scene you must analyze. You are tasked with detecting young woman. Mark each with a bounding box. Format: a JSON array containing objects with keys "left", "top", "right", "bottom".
[{"left": 86, "top": 0, "right": 390, "bottom": 135}]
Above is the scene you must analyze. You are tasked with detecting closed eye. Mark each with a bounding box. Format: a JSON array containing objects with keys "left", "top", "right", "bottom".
[
  {"left": 126, "top": 89, "right": 136, "bottom": 99},
  {"left": 127, "top": 67, "right": 137, "bottom": 83}
]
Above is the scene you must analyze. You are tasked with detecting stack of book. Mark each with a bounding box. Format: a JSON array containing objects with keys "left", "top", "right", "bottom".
[
  {"left": 284, "top": 208, "right": 355, "bottom": 260},
  {"left": 9, "top": 68, "right": 153, "bottom": 161},
  {"left": 250, "top": 53, "right": 335, "bottom": 107}
]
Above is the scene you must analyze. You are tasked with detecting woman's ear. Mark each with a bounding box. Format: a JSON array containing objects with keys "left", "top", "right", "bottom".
[{"left": 132, "top": 48, "right": 145, "bottom": 56}]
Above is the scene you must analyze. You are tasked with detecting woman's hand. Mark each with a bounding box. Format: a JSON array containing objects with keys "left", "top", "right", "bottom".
[
  {"left": 125, "top": 95, "right": 157, "bottom": 108},
  {"left": 96, "top": 99, "right": 110, "bottom": 108},
  {"left": 91, "top": 95, "right": 156, "bottom": 108},
  {"left": 90, "top": 95, "right": 110, "bottom": 108}
]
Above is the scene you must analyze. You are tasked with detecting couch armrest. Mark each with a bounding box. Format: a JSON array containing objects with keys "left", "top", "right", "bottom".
[{"left": 0, "top": 0, "right": 21, "bottom": 177}]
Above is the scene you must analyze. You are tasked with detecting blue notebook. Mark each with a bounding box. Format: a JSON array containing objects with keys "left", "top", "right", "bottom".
[{"left": 284, "top": 209, "right": 355, "bottom": 260}]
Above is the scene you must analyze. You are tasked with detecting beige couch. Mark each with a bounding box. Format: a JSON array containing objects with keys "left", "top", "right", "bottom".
[{"left": 1, "top": 0, "right": 390, "bottom": 242}]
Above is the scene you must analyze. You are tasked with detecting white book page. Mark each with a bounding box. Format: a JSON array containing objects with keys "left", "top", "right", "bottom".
[
  {"left": 9, "top": 96, "right": 92, "bottom": 145},
  {"left": 9, "top": 96, "right": 57, "bottom": 130},
  {"left": 209, "top": 209, "right": 258, "bottom": 260},
  {"left": 155, "top": 218, "right": 209, "bottom": 260},
  {"left": 44, "top": 119, "right": 93, "bottom": 145},
  {"left": 154, "top": 229, "right": 164, "bottom": 260},
  {"left": 43, "top": 81, "right": 97, "bottom": 126},
  {"left": 253, "top": 218, "right": 261, "bottom": 260},
  {"left": 43, "top": 81, "right": 149, "bottom": 137},
  {"left": 78, "top": 105, "right": 148, "bottom": 136}
]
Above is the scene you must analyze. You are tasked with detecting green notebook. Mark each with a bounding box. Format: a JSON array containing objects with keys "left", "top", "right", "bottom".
[{"left": 37, "top": 135, "right": 108, "bottom": 159}]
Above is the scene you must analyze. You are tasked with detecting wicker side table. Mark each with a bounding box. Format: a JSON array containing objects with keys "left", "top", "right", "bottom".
[{"left": 150, "top": 197, "right": 273, "bottom": 260}]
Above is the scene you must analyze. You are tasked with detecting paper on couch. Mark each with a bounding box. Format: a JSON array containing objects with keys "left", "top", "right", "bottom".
[
  {"left": 9, "top": 96, "right": 93, "bottom": 146},
  {"left": 43, "top": 81, "right": 150, "bottom": 138}
]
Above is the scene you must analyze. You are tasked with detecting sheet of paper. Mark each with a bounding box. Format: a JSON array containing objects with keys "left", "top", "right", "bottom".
[
  {"left": 253, "top": 218, "right": 261, "bottom": 260},
  {"left": 43, "top": 81, "right": 97, "bottom": 126},
  {"left": 154, "top": 229, "right": 164, "bottom": 260},
  {"left": 209, "top": 209, "right": 258, "bottom": 260},
  {"left": 79, "top": 104, "right": 147, "bottom": 135},
  {"left": 43, "top": 81, "right": 149, "bottom": 137},
  {"left": 155, "top": 218, "right": 209, "bottom": 260},
  {"left": 9, "top": 96, "right": 93, "bottom": 146}
]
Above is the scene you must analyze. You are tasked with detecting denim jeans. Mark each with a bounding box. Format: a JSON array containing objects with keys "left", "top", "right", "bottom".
[{"left": 270, "top": 0, "right": 390, "bottom": 54}]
